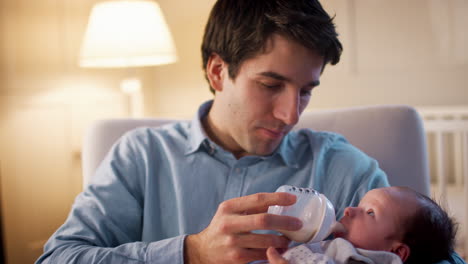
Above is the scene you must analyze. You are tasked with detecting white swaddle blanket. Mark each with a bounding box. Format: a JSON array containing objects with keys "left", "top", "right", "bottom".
[
  {"left": 253, "top": 238, "right": 402, "bottom": 264},
  {"left": 282, "top": 238, "right": 402, "bottom": 264}
]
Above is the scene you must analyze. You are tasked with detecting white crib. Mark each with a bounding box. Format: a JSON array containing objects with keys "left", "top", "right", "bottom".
[{"left": 417, "top": 106, "right": 468, "bottom": 258}]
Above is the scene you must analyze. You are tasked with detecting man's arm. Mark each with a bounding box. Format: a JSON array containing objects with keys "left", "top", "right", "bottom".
[
  {"left": 36, "top": 131, "right": 185, "bottom": 264},
  {"left": 37, "top": 187, "right": 302, "bottom": 264}
]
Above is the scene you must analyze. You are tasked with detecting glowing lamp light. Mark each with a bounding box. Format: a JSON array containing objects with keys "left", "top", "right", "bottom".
[{"left": 79, "top": 0, "right": 177, "bottom": 117}]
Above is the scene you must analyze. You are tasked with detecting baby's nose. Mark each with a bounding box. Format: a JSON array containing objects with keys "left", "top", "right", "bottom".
[{"left": 343, "top": 207, "right": 357, "bottom": 217}]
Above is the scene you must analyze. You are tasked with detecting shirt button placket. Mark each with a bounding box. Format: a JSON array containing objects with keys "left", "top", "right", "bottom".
[{"left": 224, "top": 166, "right": 246, "bottom": 200}]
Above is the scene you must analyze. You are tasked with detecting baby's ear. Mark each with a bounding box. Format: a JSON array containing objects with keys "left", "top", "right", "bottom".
[{"left": 391, "top": 242, "right": 410, "bottom": 262}]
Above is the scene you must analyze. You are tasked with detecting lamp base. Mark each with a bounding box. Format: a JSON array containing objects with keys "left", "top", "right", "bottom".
[{"left": 120, "top": 78, "right": 144, "bottom": 118}]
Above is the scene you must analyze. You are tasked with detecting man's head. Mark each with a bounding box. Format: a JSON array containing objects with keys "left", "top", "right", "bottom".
[
  {"left": 201, "top": 0, "right": 342, "bottom": 158},
  {"left": 202, "top": 0, "right": 343, "bottom": 94},
  {"left": 335, "top": 186, "right": 456, "bottom": 263}
]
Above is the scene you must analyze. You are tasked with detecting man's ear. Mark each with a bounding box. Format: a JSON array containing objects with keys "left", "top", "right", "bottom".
[
  {"left": 391, "top": 242, "right": 410, "bottom": 262},
  {"left": 206, "top": 53, "right": 226, "bottom": 93}
]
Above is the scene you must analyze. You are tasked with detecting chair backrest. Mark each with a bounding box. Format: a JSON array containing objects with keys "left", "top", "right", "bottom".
[{"left": 82, "top": 105, "right": 430, "bottom": 195}]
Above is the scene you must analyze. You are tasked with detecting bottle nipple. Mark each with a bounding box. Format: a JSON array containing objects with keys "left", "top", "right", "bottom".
[{"left": 330, "top": 222, "right": 346, "bottom": 234}]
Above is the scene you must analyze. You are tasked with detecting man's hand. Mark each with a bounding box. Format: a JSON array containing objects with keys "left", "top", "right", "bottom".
[
  {"left": 267, "top": 247, "right": 289, "bottom": 264},
  {"left": 184, "top": 192, "right": 302, "bottom": 264}
]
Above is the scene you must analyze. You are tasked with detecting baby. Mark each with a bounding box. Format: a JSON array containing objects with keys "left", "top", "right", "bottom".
[{"left": 267, "top": 186, "right": 457, "bottom": 264}]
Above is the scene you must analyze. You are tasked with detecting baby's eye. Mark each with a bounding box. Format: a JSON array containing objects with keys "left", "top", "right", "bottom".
[{"left": 366, "top": 209, "right": 375, "bottom": 216}]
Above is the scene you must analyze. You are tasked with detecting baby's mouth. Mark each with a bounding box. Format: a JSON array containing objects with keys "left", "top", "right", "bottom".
[{"left": 332, "top": 221, "right": 348, "bottom": 238}]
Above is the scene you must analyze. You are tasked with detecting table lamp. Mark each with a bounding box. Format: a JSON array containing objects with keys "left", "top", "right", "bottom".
[{"left": 79, "top": 0, "right": 178, "bottom": 117}]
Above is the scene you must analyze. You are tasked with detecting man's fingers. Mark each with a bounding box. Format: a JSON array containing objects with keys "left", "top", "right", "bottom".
[
  {"left": 225, "top": 233, "right": 290, "bottom": 249},
  {"left": 229, "top": 248, "right": 268, "bottom": 263},
  {"left": 219, "top": 192, "right": 297, "bottom": 214},
  {"left": 220, "top": 213, "right": 302, "bottom": 233},
  {"left": 267, "top": 247, "right": 289, "bottom": 264},
  {"left": 192, "top": 192, "right": 299, "bottom": 263}
]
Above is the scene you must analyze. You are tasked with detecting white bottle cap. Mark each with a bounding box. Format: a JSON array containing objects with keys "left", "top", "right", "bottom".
[{"left": 268, "top": 185, "right": 342, "bottom": 243}]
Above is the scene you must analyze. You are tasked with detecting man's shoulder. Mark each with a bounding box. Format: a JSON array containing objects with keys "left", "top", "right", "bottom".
[
  {"left": 116, "top": 120, "right": 192, "bottom": 149},
  {"left": 286, "top": 128, "right": 374, "bottom": 167},
  {"left": 124, "top": 120, "right": 191, "bottom": 138}
]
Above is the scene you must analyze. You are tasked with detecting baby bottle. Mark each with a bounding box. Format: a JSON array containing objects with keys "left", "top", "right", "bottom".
[{"left": 268, "top": 185, "right": 345, "bottom": 243}]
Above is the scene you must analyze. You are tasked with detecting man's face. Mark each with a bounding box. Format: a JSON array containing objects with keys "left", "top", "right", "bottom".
[
  {"left": 205, "top": 34, "right": 324, "bottom": 158},
  {"left": 335, "top": 187, "right": 417, "bottom": 251}
]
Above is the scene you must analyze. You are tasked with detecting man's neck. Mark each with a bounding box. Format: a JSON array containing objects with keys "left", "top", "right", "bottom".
[{"left": 201, "top": 112, "right": 248, "bottom": 159}]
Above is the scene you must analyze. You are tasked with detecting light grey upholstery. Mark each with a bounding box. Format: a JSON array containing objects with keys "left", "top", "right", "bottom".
[{"left": 82, "top": 105, "right": 430, "bottom": 195}]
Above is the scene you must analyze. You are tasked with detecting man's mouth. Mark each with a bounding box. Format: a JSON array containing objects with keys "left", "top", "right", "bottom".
[{"left": 259, "top": 127, "right": 285, "bottom": 139}]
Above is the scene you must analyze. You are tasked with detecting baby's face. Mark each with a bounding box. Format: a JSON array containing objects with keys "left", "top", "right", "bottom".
[{"left": 334, "top": 187, "right": 417, "bottom": 251}]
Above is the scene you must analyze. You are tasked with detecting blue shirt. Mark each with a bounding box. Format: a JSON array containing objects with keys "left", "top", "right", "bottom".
[{"left": 36, "top": 101, "right": 437, "bottom": 263}]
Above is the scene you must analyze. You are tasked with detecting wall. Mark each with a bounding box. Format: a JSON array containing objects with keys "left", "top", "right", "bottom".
[
  {"left": 147, "top": 0, "right": 216, "bottom": 117},
  {"left": 0, "top": 0, "right": 131, "bottom": 263},
  {"left": 0, "top": 0, "right": 467, "bottom": 263}
]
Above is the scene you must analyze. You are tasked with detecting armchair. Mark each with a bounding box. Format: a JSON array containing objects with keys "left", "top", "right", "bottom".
[{"left": 82, "top": 105, "right": 430, "bottom": 195}]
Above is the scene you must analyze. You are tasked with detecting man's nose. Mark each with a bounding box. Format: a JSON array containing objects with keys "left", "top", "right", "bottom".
[{"left": 273, "top": 90, "right": 300, "bottom": 126}]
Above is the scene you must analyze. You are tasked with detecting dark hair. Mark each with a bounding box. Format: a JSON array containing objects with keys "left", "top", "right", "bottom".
[
  {"left": 397, "top": 187, "right": 457, "bottom": 264},
  {"left": 201, "top": 0, "right": 343, "bottom": 94}
]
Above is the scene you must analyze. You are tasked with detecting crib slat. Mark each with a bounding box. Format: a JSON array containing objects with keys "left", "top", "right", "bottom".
[
  {"left": 435, "top": 132, "right": 448, "bottom": 207},
  {"left": 455, "top": 132, "right": 464, "bottom": 185},
  {"left": 463, "top": 131, "right": 468, "bottom": 258}
]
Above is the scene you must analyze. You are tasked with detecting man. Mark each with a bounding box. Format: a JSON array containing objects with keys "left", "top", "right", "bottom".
[{"left": 36, "top": 1, "right": 464, "bottom": 264}]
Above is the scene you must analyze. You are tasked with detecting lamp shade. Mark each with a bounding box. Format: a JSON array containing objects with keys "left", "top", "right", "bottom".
[{"left": 79, "top": 0, "right": 177, "bottom": 68}]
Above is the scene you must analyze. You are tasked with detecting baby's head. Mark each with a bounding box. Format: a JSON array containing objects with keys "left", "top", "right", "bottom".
[{"left": 334, "top": 186, "right": 456, "bottom": 263}]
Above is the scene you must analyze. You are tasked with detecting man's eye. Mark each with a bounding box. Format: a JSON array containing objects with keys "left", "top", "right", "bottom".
[
  {"left": 260, "top": 82, "right": 281, "bottom": 90},
  {"left": 367, "top": 209, "right": 375, "bottom": 216},
  {"left": 264, "top": 84, "right": 281, "bottom": 90},
  {"left": 300, "top": 89, "right": 312, "bottom": 96}
]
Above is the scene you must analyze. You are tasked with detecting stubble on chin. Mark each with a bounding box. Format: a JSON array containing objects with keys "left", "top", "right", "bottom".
[{"left": 248, "top": 134, "right": 283, "bottom": 156}]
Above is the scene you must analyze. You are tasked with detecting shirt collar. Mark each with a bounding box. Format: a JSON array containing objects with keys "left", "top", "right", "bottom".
[{"left": 185, "top": 100, "right": 213, "bottom": 155}]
